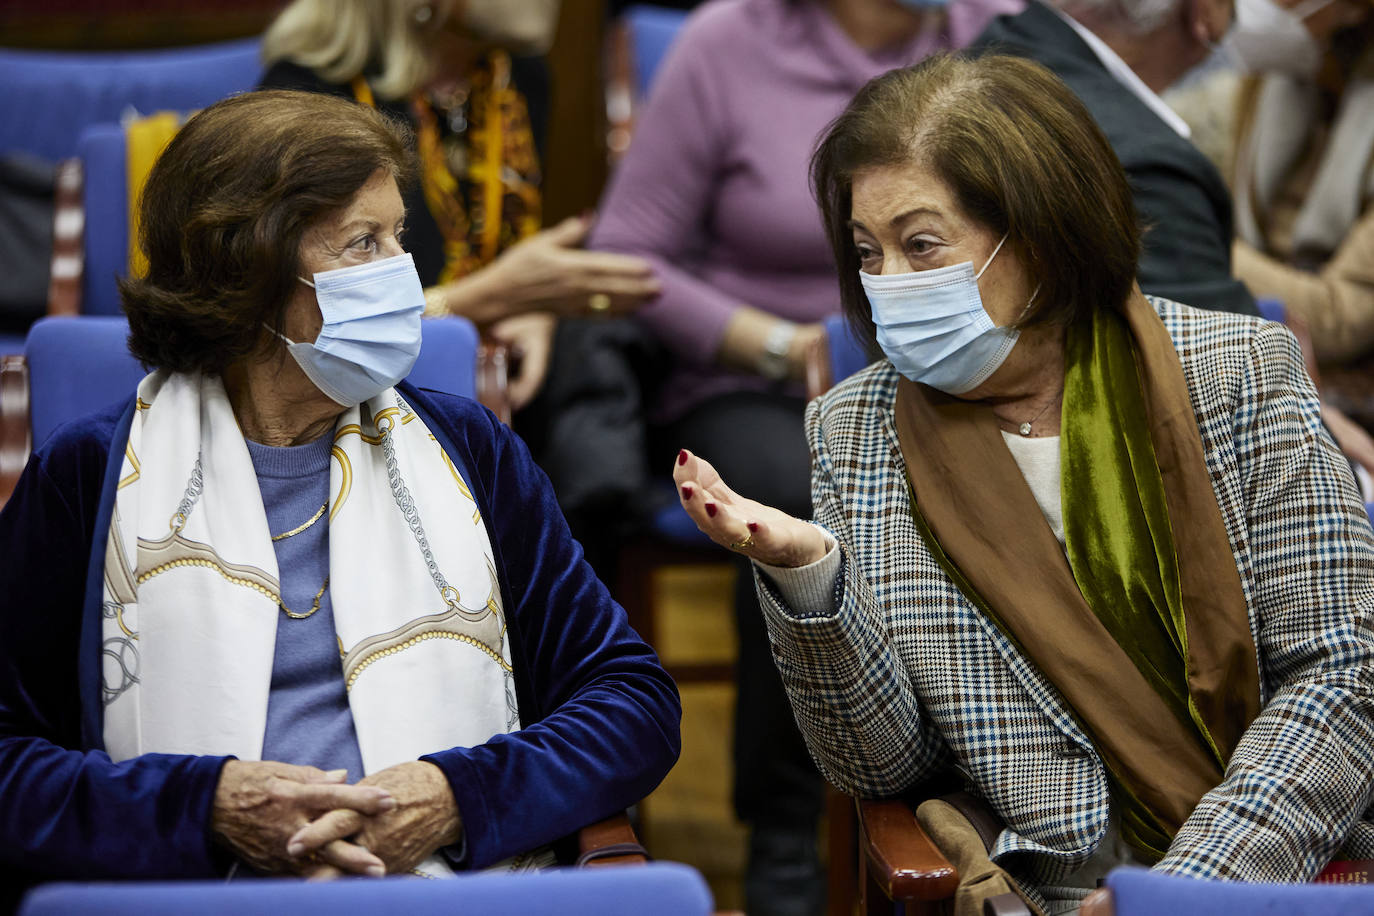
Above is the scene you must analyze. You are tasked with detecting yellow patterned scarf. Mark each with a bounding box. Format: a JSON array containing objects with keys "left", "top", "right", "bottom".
[{"left": 352, "top": 50, "right": 541, "bottom": 283}]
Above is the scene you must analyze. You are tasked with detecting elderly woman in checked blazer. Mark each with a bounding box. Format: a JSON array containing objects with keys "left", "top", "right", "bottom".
[{"left": 674, "top": 53, "right": 1374, "bottom": 914}]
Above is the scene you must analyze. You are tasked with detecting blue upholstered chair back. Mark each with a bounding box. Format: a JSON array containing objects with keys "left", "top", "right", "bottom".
[
  {"left": 0, "top": 39, "right": 261, "bottom": 164},
  {"left": 623, "top": 6, "right": 691, "bottom": 95},
  {"left": 25, "top": 315, "right": 481, "bottom": 450},
  {"left": 75, "top": 123, "right": 130, "bottom": 317},
  {"left": 17, "top": 862, "right": 714, "bottom": 916},
  {"left": 1104, "top": 866, "right": 1374, "bottom": 916},
  {"left": 824, "top": 312, "right": 871, "bottom": 387}
]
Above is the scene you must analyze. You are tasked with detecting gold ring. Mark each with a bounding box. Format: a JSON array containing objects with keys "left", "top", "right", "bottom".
[
  {"left": 588, "top": 293, "right": 612, "bottom": 313},
  {"left": 730, "top": 533, "right": 755, "bottom": 551}
]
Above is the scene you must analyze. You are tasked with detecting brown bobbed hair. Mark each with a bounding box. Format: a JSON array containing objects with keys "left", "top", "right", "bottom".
[
  {"left": 811, "top": 53, "right": 1141, "bottom": 355},
  {"left": 119, "top": 89, "right": 417, "bottom": 374}
]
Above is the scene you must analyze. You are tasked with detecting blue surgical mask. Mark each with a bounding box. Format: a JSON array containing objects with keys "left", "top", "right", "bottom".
[
  {"left": 860, "top": 234, "right": 1018, "bottom": 395},
  {"left": 270, "top": 252, "right": 425, "bottom": 406}
]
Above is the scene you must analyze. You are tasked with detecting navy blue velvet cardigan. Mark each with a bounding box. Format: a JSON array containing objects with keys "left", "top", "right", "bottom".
[{"left": 0, "top": 382, "right": 681, "bottom": 908}]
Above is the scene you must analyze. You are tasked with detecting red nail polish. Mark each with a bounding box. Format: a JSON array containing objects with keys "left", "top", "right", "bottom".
[
  {"left": 747, "top": 522, "right": 759, "bottom": 533},
  {"left": 705, "top": 502, "right": 717, "bottom": 518},
  {"left": 678, "top": 449, "right": 688, "bottom": 466},
  {"left": 681, "top": 485, "right": 692, "bottom": 499}
]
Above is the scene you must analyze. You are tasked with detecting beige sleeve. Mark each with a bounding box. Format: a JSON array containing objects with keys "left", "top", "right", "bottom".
[{"left": 1234, "top": 207, "right": 1374, "bottom": 364}]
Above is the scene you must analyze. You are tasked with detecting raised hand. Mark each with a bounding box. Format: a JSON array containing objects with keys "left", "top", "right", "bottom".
[
  {"left": 463, "top": 215, "right": 660, "bottom": 323},
  {"left": 673, "top": 448, "right": 830, "bottom": 569},
  {"left": 487, "top": 311, "right": 556, "bottom": 411}
]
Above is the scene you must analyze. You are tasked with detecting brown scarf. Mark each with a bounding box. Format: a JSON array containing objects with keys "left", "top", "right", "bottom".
[{"left": 893, "top": 290, "right": 1261, "bottom": 856}]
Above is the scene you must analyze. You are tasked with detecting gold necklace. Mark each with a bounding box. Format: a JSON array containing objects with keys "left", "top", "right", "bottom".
[
  {"left": 271, "top": 503, "right": 327, "bottom": 541},
  {"left": 280, "top": 576, "right": 330, "bottom": 620},
  {"left": 270, "top": 503, "right": 330, "bottom": 618}
]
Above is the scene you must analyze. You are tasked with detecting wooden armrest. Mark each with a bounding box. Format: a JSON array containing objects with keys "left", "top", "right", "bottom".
[
  {"left": 575, "top": 812, "right": 648, "bottom": 867},
  {"left": 47, "top": 158, "right": 83, "bottom": 317},
  {"left": 1079, "top": 887, "right": 1114, "bottom": 916},
  {"left": 857, "top": 797, "right": 960, "bottom": 902},
  {"left": 804, "top": 328, "right": 832, "bottom": 402},
  {"left": 0, "top": 355, "right": 31, "bottom": 507},
  {"left": 476, "top": 337, "right": 512, "bottom": 426}
]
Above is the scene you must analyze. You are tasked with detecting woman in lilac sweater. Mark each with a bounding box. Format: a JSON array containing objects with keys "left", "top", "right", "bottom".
[{"left": 590, "top": 0, "right": 1019, "bottom": 911}]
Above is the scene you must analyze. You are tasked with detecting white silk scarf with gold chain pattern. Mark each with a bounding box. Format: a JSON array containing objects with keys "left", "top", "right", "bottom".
[{"left": 101, "top": 370, "right": 529, "bottom": 876}]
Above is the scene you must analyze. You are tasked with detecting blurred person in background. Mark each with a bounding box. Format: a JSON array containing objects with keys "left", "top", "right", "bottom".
[
  {"left": 259, "top": 0, "right": 661, "bottom": 412},
  {"left": 973, "top": 0, "right": 1259, "bottom": 317},
  {"left": 590, "top": 0, "right": 1022, "bottom": 912},
  {"left": 1225, "top": 0, "right": 1374, "bottom": 433}
]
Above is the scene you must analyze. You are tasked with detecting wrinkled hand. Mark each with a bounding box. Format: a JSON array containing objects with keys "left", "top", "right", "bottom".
[
  {"left": 673, "top": 448, "right": 830, "bottom": 568},
  {"left": 482, "top": 215, "right": 659, "bottom": 319},
  {"left": 287, "top": 761, "right": 462, "bottom": 877},
  {"left": 211, "top": 760, "right": 395, "bottom": 877},
  {"left": 488, "top": 311, "right": 556, "bottom": 411}
]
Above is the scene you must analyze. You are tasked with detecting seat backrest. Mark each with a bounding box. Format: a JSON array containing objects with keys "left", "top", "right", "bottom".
[
  {"left": 0, "top": 38, "right": 261, "bottom": 164},
  {"left": 623, "top": 5, "right": 691, "bottom": 95},
  {"left": 17, "top": 862, "right": 714, "bottom": 916},
  {"left": 1103, "top": 866, "right": 1374, "bottom": 916},
  {"left": 76, "top": 123, "right": 129, "bottom": 317},
  {"left": 26, "top": 316, "right": 145, "bottom": 447},
  {"left": 825, "top": 312, "right": 871, "bottom": 388},
  {"left": 25, "top": 315, "right": 481, "bottom": 450}
]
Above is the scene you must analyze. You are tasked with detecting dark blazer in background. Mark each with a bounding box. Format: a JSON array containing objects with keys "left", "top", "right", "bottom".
[{"left": 972, "top": 1, "right": 1258, "bottom": 317}]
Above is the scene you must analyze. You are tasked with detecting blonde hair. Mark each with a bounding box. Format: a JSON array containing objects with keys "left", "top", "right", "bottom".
[{"left": 261, "top": 0, "right": 454, "bottom": 100}]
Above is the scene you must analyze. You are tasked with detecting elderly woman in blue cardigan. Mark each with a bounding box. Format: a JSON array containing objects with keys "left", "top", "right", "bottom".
[
  {"left": 0, "top": 90, "right": 679, "bottom": 910},
  {"left": 675, "top": 54, "right": 1374, "bottom": 914}
]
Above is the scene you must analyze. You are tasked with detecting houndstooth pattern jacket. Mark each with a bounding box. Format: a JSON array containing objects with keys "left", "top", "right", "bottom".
[{"left": 756, "top": 298, "right": 1374, "bottom": 885}]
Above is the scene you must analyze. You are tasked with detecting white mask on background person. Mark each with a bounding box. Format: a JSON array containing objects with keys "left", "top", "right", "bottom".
[
  {"left": 270, "top": 252, "right": 425, "bottom": 407},
  {"left": 861, "top": 234, "right": 1021, "bottom": 395},
  {"left": 1225, "top": 0, "right": 1335, "bottom": 77}
]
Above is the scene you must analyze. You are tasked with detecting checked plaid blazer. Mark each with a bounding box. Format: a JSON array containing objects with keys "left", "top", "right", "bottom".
[{"left": 756, "top": 298, "right": 1374, "bottom": 887}]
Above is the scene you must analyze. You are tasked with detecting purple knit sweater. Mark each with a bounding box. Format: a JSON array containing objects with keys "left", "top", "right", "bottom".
[{"left": 590, "top": 0, "right": 1022, "bottom": 421}]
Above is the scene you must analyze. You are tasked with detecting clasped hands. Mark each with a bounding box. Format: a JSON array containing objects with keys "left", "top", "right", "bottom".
[{"left": 212, "top": 759, "right": 461, "bottom": 880}]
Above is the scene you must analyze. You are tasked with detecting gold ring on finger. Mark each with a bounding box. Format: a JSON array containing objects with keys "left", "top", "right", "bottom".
[
  {"left": 588, "top": 293, "right": 612, "bottom": 313},
  {"left": 730, "top": 533, "right": 755, "bottom": 551}
]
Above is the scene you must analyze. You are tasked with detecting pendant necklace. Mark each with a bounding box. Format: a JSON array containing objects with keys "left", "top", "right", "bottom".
[{"left": 1017, "top": 390, "right": 1063, "bottom": 437}]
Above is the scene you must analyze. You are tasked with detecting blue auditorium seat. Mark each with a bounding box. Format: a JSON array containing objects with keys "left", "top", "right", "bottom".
[
  {"left": 0, "top": 39, "right": 261, "bottom": 165},
  {"left": 623, "top": 6, "right": 691, "bottom": 96},
  {"left": 824, "top": 312, "right": 871, "bottom": 387},
  {"left": 23, "top": 315, "right": 483, "bottom": 452},
  {"left": 18, "top": 862, "right": 714, "bottom": 916},
  {"left": 1102, "top": 866, "right": 1374, "bottom": 916}
]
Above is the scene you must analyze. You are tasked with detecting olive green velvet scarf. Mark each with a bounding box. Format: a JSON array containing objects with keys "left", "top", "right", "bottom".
[{"left": 893, "top": 290, "right": 1261, "bottom": 859}]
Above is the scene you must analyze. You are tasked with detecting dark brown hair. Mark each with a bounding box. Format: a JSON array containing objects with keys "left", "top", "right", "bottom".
[
  {"left": 119, "top": 89, "right": 417, "bottom": 373},
  {"left": 811, "top": 53, "right": 1140, "bottom": 354}
]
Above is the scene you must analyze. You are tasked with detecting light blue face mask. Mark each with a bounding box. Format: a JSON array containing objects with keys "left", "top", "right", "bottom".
[
  {"left": 270, "top": 252, "right": 425, "bottom": 407},
  {"left": 860, "top": 234, "right": 1018, "bottom": 395}
]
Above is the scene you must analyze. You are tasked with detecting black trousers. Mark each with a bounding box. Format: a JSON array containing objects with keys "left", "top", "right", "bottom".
[{"left": 656, "top": 390, "right": 825, "bottom": 830}]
